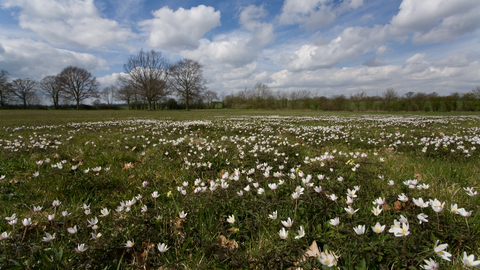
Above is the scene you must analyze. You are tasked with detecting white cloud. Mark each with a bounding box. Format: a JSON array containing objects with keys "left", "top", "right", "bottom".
[
  {"left": 0, "top": 37, "right": 107, "bottom": 79},
  {"left": 269, "top": 51, "right": 480, "bottom": 95},
  {"left": 97, "top": 72, "right": 128, "bottom": 88},
  {"left": 282, "top": 25, "right": 389, "bottom": 71},
  {"left": 390, "top": 0, "right": 480, "bottom": 43},
  {"left": 181, "top": 5, "right": 274, "bottom": 68},
  {"left": 139, "top": 5, "right": 221, "bottom": 51},
  {"left": 278, "top": 0, "right": 364, "bottom": 30},
  {"left": 1, "top": 0, "right": 136, "bottom": 49}
]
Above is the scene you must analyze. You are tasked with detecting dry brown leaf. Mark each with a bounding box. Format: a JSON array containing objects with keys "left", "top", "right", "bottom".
[
  {"left": 217, "top": 235, "right": 238, "bottom": 252},
  {"left": 414, "top": 173, "right": 422, "bottom": 180},
  {"left": 394, "top": 201, "right": 403, "bottom": 211},
  {"left": 382, "top": 204, "right": 391, "bottom": 210},
  {"left": 131, "top": 146, "right": 136, "bottom": 151}
]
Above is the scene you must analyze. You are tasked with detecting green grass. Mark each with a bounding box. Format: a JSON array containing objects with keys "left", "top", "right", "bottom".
[{"left": 0, "top": 110, "right": 479, "bottom": 269}]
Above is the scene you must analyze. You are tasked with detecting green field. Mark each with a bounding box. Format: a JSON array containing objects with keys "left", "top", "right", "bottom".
[{"left": 1, "top": 110, "right": 479, "bottom": 269}]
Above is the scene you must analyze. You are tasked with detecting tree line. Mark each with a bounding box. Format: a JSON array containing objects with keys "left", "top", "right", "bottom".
[
  {"left": 223, "top": 83, "right": 480, "bottom": 112},
  {"left": 0, "top": 50, "right": 211, "bottom": 110}
]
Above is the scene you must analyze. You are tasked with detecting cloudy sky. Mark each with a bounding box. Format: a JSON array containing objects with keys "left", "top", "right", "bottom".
[{"left": 1, "top": 0, "right": 479, "bottom": 97}]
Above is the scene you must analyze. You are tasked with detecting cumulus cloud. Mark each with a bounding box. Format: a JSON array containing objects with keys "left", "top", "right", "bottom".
[
  {"left": 0, "top": 37, "right": 107, "bottom": 79},
  {"left": 1, "top": 0, "right": 136, "bottom": 49},
  {"left": 269, "top": 51, "right": 480, "bottom": 95},
  {"left": 390, "top": 0, "right": 480, "bottom": 43},
  {"left": 278, "top": 0, "right": 364, "bottom": 30},
  {"left": 139, "top": 5, "right": 221, "bottom": 51},
  {"left": 282, "top": 24, "right": 389, "bottom": 71},
  {"left": 97, "top": 72, "right": 128, "bottom": 88},
  {"left": 181, "top": 5, "right": 274, "bottom": 68}
]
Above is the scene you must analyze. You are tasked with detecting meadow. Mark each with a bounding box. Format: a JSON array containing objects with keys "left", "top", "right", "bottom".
[{"left": 0, "top": 110, "right": 479, "bottom": 269}]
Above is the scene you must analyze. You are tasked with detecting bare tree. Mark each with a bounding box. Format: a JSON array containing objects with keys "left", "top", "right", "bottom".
[
  {"left": 40, "top": 75, "right": 63, "bottom": 109},
  {"left": 11, "top": 78, "right": 38, "bottom": 108},
  {"left": 0, "top": 70, "right": 13, "bottom": 107},
  {"left": 101, "top": 85, "right": 117, "bottom": 105},
  {"left": 203, "top": 90, "right": 218, "bottom": 109},
  {"left": 57, "top": 66, "right": 100, "bottom": 110},
  {"left": 350, "top": 91, "right": 367, "bottom": 111},
  {"left": 382, "top": 88, "right": 398, "bottom": 111},
  {"left": 169, "top": 58, "right": 206, "bottom": 111},
  {"left": 120, "top": 49, "right": 169, "bottom": 110},
  {"left": 116, "top": 85, "right": 136, "bottom": 109}
]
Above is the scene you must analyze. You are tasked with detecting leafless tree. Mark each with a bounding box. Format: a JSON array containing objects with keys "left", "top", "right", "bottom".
[
  {"left": 382, "top": 88, "right": 398, "bottom": 111},
  {"left": 0, "top": 70, "right": 13, "bottom": 106},
  {"left": 11, "top": 78, "right": 38, "bottom": 108},
  {"left": 169, "top": 58, "right": 206, "bottom": 111},
  {"left": 120, "top": 49, "right": 170, "bottom": 110},
  {"left": 350, "top": 91, "right": 367, "bottom": 111},
  {"left": 203, "top": 90, "right": 218, "bottom": 109},
  {"left": 57, "top": 66, "right": 100, "bottom": 110},
  {"left": 40, "top": 75, "right": 63, "bottom": 109},
  {"left": 116, "top": 85, "right": 136, "bottom": 109},
  {"left": 101, "top": 85, "right": 117, "bottom": 105}
]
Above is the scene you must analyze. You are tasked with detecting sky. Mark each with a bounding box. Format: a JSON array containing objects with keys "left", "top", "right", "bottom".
[{"left": 1, "top": 0, "right": 480, "bottom": 98}]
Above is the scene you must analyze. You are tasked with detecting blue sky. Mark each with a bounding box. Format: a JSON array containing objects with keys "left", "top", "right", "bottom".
[{"left": 1, "top": 0, "right": 479, "bottom": 98}]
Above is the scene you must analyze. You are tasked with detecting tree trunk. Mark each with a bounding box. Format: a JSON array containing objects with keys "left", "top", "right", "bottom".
[{"left": 76, "top": 99, "right": 80, "bottom": 110}]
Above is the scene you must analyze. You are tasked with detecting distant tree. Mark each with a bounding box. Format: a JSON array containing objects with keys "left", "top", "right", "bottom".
[
  {"left": 169, "top": 58, "right": 206, "bottom": 111},
  {"left": 0, "top": 70, "right": 13, "bottom": 106},
  {"left": 116, "top": 85, "right": 136, "bottom": 109},
  {"left": 120, "top": 49, "right": 170, "bottom": 110},
  {"left": 203, "top": 90, "right": 218, "bottom": 109},
  {"left": 11, "top": 78, "right": 38, "bottom": 109},
  {"left": 382, "top": 88, "right": 398, "bottom": 111},
  {"left": 350, "top": 91, "right": 367, "bottom": 111},
  {"left": 471, "top": 86, "right": 480, "bottom": 99},
  {"left": 40, "top": 75, "right": 63, "bottom": 109},
  {"left": 101, "top": 85, "right": 117, "bottom": 105},
  {"left": 57, "top": 66, "right": 100, "bottom": 110}
]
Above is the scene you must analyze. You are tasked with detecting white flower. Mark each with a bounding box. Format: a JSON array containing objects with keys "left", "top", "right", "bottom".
[
  {"left": 329, "top": 194, "right": 338, "bottom": 201},
  {"left": 87, "top": 217, "right": 98, "bottom": 227},
  {"left": 314, "top": 186, "right": 322, "bottom": 193},
  {"left": 372, "top": 222, "right": 385, "bottom": 233},
  {"left": 75, "top": 243, "right": 88, "bottom": 253},
  {"left": 124, "top": 240, "right": 134, "bottom": 248},
  {"left": 353, "top": 225, "right": 365, "bottom": 235},
  {"left": 463, "top": 252, "right": 480, "bottom": 267},
  {"left": 346, "top": 196, "right": 354, "bottom": 205},
  {"left": 281, "top": 217, "right": 293, "bottom": 228},
  {"left": 152, "top": 191, "right": 160, "bottom": 198},
  {"left": 99, "top": 208, "right": 110, "bottom": 217},
  {"left": 295, "top": 226, "right": 305, "bottom": 239},
  {"left": 48, "top": 214, "right": 55, "bottom": 221},
  {"left": 257, "top": 188, "right": 264, "bottom": 195},
  {"left": 62, "top": 211, "right": 70, "bottom": 217},
  {"left": 157, "top": 243, "right": 169, "bottom": 253},
  {"left": 52, "top": 199, "right": 61, "bottom": 207},
  {"left": 372, "top": 205, "right": 382, "bottom": 216},
  {"left": 236, "top": 190, "right": 243, "bottom": 196},
  {"left": 268, "top": 211, "right": 277, "bottom": 220},
  {"left": 33, "top": 206, "right": 42, "bottom": 212},
  {"left": 398, "top": 193, "right": 408, "bottom": 202},
  {"left": 329, "top": 217, "right": 340, "bottom": 226},
  {"left": 226, "top": 215, "right": 235, "bottom": 224},
  {"left": 373, "top": 197, "right": 386, "bottom": 206},
  {"left": 278, "top": 228, "right": 288, "bottom": 239},
  {"left": 22, "top": 218, "right": 32, "bottom": 227},
  {"left": 458, "top": 208, "right": 473, "bottom": 217},
  {"left": 417, "top": 213, "right": 428, "bottom": 224},
  {"left": 434, "top": 240, "right": 452, "bottom": 261},
  {"left": 344, "top": 206, "right": 359, "bottom": 215},
  {"left": 268, "top": 183, "right": 278, "bottom": 190},
  {"left": 179, "top": 211, "right": 187, "bottom": 219},
  {"left": 67, "top": 225, "right": 78, "bottom": 234},
  {"left": 142, "top": 181, "right": 148, "bottom": 187},
  {"left": 291, "top": 192, "right": 300, "bottom": 199},
  {"left": 141, "top": 205, "right": 147, "bottom": 213},
  {"left": 319, "top": 251, "right": 337, "bottom": 267},
  {"left": 91, "top": 232, "right": 102, "bottom": 240},
  {"left": 412, "top": 198, "right": 429, "bottom": 208},
  {"left": 42, "top": 232, "right": 56, "bottom": 242},
  {"left": 421, "top": 258, "right": 439, "bottom": 270},
  {"left": 388, "top": 180, "right": 395, "bottom": 186},
  {"left": 0, "top": 231, "right": 11, "bottom": 241},
  {"left": 393, "top": 222, "right": 410, "bottom": 237}
]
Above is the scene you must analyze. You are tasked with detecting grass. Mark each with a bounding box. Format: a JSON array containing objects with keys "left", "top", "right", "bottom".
[{"left": 0, "top": 109, "right": 479, "bottom": 269}]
